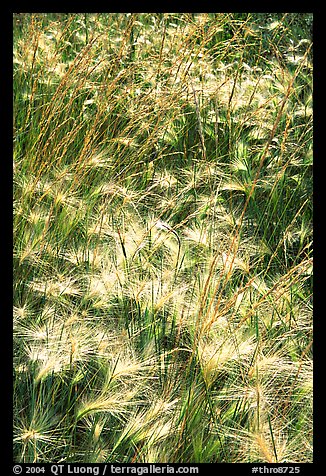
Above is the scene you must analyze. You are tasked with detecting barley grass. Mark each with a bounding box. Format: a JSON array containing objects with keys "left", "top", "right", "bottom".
[{"left": 13, "top": 13, "right": 312, "bottom": 463}]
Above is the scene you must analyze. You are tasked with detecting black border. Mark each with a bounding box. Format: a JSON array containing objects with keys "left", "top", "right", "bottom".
[{"left": 3, "top": 4, "right": 14, "bottom": 471}]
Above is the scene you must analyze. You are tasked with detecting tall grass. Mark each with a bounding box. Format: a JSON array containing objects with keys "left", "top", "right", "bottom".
[{"left": 13, "top": 13, "right": 313, "bottom": 463}]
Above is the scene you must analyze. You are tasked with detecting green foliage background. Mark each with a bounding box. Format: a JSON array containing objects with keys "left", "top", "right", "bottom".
[{"left": 13, "top": 13, "right": 312, "bottom": 463}]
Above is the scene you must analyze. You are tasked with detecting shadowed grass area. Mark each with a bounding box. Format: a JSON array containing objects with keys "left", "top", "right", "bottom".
[{"left": 13, "top": 12, "right": 312, "bottom": 463}]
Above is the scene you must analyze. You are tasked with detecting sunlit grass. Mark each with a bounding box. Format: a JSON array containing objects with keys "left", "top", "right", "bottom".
[{"left": 13, "top": 12, "right": 312, "bottom": 463}]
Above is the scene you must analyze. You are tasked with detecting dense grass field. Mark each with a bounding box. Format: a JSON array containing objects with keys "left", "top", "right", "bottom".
[{"left": 13, "top": 13, "right": 313, "bottom": 463}]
